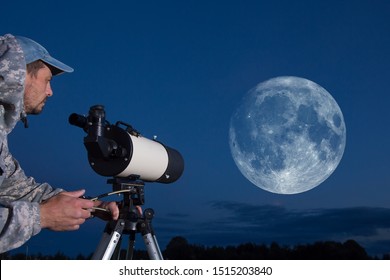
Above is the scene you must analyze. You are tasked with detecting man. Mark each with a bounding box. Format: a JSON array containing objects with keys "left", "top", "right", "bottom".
[{"left": 0, "top": 34, "right": 119, "bottom": 253}]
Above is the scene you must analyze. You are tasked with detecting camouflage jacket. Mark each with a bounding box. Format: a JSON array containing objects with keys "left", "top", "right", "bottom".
[{"left": 0, "top": 34, "right": 63, "bottom": 253}]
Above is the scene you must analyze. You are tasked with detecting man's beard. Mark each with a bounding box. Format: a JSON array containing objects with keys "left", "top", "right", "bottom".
[{"left": 28, "top": 99, "right": 46, "bottom": 115}]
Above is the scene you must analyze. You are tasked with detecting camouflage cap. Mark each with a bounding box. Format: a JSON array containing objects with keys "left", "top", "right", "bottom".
[{"left": 15, "top": 36, "right": 74, "bottom": 75}]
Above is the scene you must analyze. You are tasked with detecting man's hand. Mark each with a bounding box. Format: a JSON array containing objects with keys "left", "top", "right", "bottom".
[
  {"left": 40, "top": 189, "right": 95, "bottom": 231},
  {"left": 91, "top": 200, "right": 120, "bottom": 221}
]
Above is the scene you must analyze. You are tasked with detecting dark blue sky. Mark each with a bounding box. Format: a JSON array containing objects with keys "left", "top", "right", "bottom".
[{"left": 2, "top": 0, "right": 390, "bottom": 258}]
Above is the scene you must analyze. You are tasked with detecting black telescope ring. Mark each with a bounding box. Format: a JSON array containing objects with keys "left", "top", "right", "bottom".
[{"left": 88, "top": 124, "right": 133, "bottom": 177}]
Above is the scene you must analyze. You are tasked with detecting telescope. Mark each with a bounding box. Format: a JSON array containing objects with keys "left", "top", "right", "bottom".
[{"left": 69, "top": 105, "right": 184, "bottom": 184}]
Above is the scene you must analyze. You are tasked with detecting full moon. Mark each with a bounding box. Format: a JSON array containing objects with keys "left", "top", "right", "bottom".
[{"left": 229, "top": 76, "right": 346, "bottom": 194}]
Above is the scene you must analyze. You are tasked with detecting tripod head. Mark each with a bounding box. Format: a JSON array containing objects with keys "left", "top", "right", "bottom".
[{"left": 108, "top": 177, "right": 145, "bottom": 206}]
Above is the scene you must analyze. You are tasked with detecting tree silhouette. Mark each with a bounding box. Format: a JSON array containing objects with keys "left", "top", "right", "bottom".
[{"left": 0, "top": 237, "right": 380, "bottom": 260}]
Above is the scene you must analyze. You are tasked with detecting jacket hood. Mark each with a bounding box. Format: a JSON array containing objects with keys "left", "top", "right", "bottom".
[{"left": 0, "top": 34, "right": 26, "bottom": 134}]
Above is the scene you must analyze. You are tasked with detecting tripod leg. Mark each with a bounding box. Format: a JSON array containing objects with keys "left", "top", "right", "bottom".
[
  {"left": 140, "top": 208, "right": 164, "bottom": 260},
  {"left": 143, "top": 233, "right": 164, "bottom": 260},
  {"left": 111, "top": 236, "right": 123, "bottom": 260},
  {"left": 92, "top": 219, "right": 125, "bottom": 260},
  {"left": 152, "top": 234, "right": 163, "bottom": 259},
  {"left": 125, "top": 232, "right": 136, "bottom": 260}
]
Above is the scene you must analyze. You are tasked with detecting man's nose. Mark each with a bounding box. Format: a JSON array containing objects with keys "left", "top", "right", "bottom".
[{"left": 47, "top": 83, "right": 53, "bottom": 97}]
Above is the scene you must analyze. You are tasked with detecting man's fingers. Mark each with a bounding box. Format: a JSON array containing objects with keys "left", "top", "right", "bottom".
[{"left": 62, "top": 189, "right": 86, "bottom": 198}]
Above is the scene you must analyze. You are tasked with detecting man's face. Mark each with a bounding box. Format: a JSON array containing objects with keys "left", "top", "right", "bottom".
[{"left": 24, "top": 64, "right": 53, "bottom": 115}]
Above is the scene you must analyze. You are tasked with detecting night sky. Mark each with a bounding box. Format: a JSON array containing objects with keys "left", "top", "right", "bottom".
[{"left": 2, "top": 0, "right": 390, "bottom": 258}]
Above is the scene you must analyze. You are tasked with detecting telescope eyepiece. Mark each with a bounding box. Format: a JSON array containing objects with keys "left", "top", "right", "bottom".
[{"left": 69, "top": 113, "right": 88, "bottom": 129}]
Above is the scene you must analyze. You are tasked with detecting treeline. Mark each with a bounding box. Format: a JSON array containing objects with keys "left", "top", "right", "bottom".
[
  {"left": 1, "top": 236, "right": 389, "bottom": 260},
  {"left": 162, "top": 237, "right": 386, "bottom": 260}
]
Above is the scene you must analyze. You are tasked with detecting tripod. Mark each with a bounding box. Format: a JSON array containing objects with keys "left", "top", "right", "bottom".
[{"left": 91, "top": 178, "right": 163, "bottom": 260}]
